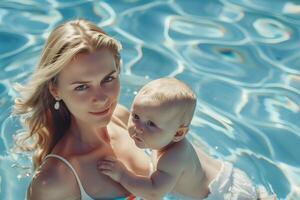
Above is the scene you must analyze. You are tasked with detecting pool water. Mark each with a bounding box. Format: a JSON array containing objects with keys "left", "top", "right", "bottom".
[{"left": 1, "top": 0, "right": 300, "bottom": 199}]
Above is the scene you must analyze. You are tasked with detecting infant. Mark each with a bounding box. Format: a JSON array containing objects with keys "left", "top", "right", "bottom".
[{"left": 98, "top": 78, "right": 268, "bottom": 200}]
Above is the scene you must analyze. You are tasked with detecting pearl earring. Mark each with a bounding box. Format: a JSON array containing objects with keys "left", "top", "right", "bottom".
[{"left": 54, "top": 98, "right": 60, "bottom": 110}]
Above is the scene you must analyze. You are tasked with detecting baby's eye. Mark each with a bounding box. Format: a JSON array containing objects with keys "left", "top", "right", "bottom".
[
  {"left": 146, "top": 121, "right": 156, "bottom": 127},
  {"left": 132, "top": 113, "right": 139, "bottom": 120},
  {"left": 75, "top": 84, "right": 88, "bottom": 91}
]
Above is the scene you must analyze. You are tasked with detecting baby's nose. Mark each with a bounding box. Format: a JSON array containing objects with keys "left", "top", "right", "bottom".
[{"left": 134, "top": 126, "right": 143, "bottom": 134}]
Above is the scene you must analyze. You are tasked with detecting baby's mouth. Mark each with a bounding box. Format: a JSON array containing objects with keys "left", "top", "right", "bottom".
[
  {"left": 133, "top": 136, "right": 143, "bottom": 142},
  {"left": 131, "top": 132, "right": 143, "bottom": 142}
]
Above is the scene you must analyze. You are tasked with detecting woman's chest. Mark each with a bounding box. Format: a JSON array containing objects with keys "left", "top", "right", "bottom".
[
  {"left": 73, "top": 149, "right": 130, "bottom": 198},
  {"left": 108, "top": 123, "right": 150, "bottom": 175}
]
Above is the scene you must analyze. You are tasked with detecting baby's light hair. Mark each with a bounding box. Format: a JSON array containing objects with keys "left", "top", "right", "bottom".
[{"left": 136, "top": 78, "right": 197, "bottom": 127}]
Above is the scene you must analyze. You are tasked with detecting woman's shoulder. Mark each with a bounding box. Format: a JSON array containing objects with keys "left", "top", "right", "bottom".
[{"left": 27, "top": 157, "right": 79, "bottom": 200}]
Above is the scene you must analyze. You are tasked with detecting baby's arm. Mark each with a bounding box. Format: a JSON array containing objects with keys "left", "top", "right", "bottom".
[{"left": 98, "top": 149, "right": 185, "bottom": 199}]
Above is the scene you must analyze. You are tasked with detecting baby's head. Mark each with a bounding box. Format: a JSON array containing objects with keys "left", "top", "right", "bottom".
[{"left": 128, "top": 78, "right": 196, "bottom": 150}]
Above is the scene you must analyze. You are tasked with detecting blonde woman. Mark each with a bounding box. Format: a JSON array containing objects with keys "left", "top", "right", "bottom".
[{"left": 14, "top": 19, "right": 150, "bottom": 200}]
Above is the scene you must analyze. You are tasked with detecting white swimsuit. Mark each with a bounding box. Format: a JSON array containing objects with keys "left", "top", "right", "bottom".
[
  {"left": 45, "top": 154, "right": 94, "bottom": 200},
  {"left": 44, "top": 154, "right": 136, "bottom": 200}
]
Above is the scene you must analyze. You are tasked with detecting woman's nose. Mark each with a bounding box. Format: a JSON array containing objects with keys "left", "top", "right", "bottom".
[{"left": 93, "top": 87, "right": 108, "bottom": 103}]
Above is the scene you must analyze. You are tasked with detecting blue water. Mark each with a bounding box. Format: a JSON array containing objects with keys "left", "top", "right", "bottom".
[{"left": 1, "top": 0, "right": 300, "bottom": 199}]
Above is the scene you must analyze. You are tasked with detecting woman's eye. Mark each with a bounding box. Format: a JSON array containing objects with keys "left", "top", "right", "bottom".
[
  {"left": 75, "top": 85, "right": 88, "bottom": 91},
  {"left": 146, "top": 121, "right": 156, "bottom": 127},
  {"left": 103, "top": 76, "right": 116, "bottom": 83}
]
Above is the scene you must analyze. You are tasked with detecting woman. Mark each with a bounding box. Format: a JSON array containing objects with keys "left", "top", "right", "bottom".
[{"left": 14, "top": 19, "right": 150, "bottom": 200}]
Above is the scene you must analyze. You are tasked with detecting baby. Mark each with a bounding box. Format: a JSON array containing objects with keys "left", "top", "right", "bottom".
[{"left": 98, "top": 78, "right": 262, "bottom": 200}]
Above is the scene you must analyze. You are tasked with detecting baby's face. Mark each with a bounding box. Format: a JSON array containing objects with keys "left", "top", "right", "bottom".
[{"left": 127, "top": 95, "right": 182, "bottom": 150}]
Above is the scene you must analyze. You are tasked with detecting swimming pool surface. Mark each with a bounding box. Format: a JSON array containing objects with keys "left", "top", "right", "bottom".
[{"left": 1, "top": 0, "right": 300, "bottom": 199}]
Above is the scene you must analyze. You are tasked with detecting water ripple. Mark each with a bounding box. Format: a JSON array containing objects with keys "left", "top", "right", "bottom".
[
  {"left": 223, "top": 0, "right": 300, "bottom": 23},
  {"left": 241, "top": 87, "right": 300, "bottom": 132},
  {"left": 166, "top": 16, "right": 246, "bottom": 44},
  {"left": 0, "top": 32, "right": 28, "bottom": 59},
  {"left": 181, "top": 43, "right": 273, "bottom": 85},
  {"left": 0, "top": 83, "right": 8, "bottom": 109},
  {"left": 232, "top": 153, "right": 291, "bottom": 199},
  {"left": 253, "top": 18, "right": 291, "bottom": 43},
  {"left": 0, "top": 0, "right": 299, "bottom": 199},
  {"left": 130, "top": 46, "right": 179, "bottom": 78}
]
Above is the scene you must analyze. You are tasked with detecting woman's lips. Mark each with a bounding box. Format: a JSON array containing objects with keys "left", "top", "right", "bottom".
[{"left": 89, "top": 107, "right": 110, "bottom": 116}]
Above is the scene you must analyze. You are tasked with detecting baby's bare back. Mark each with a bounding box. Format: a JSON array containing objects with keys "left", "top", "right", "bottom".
[{"left": 170, "top": 139, "right": 222, "bottom": 199}]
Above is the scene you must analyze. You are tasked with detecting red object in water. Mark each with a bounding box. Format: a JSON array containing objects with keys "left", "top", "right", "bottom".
[{"left": 127, "top": 195, "right": 136, "bottom": 200}]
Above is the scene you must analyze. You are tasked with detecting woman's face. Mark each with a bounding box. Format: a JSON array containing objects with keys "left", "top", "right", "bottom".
[{"left": 52, "top": 49, "right": 120, "bottom": 127}]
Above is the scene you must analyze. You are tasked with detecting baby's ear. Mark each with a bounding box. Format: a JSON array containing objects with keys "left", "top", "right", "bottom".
[{"left": 173, "top": 125, "right": 189, "bottom": 142}]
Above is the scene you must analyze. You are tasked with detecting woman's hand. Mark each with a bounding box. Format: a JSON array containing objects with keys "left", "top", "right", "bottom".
[{"left": 98, "top": 156, "right": 129, "bottom": 182}]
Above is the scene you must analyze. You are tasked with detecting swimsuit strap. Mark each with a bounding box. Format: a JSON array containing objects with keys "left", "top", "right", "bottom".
[{"left": 44, "top": 154, "right": 94, "bottom": 200}]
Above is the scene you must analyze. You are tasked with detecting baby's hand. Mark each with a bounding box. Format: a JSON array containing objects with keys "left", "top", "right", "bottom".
[{"left": 97, "top": 156, "right": 127, "bottom": 182}]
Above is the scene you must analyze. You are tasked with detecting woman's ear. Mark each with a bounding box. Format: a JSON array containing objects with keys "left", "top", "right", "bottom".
[
  {"left": 48, "top": 81, "right": 60, "bottom": 100},
  {"left": 173, "top": 125, "right": 189, "bottom": 142}
]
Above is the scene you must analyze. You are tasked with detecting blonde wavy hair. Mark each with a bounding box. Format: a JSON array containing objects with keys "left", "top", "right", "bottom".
[{"left": 13, "top": 19, "right": 122, "bottom": 169}]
